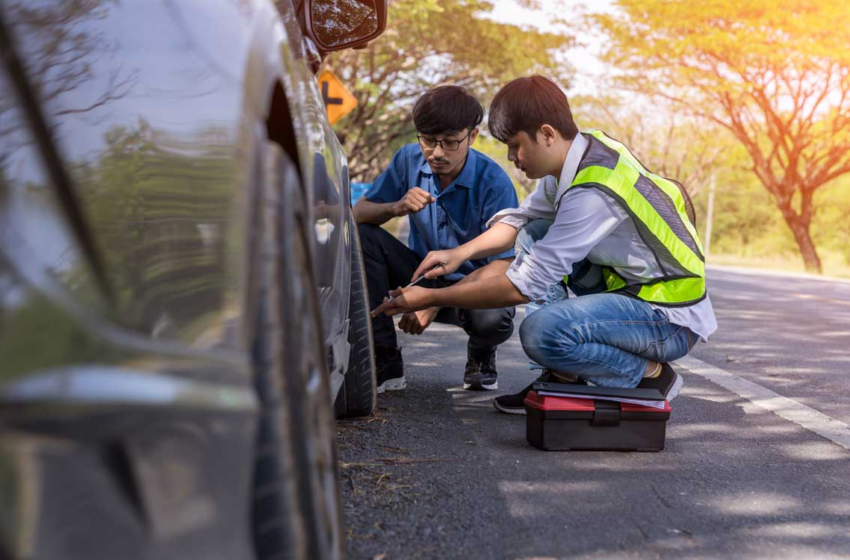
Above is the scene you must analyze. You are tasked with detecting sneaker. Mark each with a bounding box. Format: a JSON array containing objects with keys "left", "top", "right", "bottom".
[
  {"left": 636, "top": 363, "right": 683, "bottom": 401},
  {"left": 375, "top": 347, "right": 405, "bottom": 394},
  {"left": 492, "top": 370, "right": 585, "bottom": 415},
  {"left": 547, "top": 370, "right": 584, "bottom": 384},
  {"left": 463, "top": 349, "right": 498, "bottom": 391}
]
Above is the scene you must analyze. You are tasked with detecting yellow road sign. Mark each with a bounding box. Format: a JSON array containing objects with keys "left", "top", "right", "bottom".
[{"left": 318, "top": 69, "right": 358, "bottom": 125}]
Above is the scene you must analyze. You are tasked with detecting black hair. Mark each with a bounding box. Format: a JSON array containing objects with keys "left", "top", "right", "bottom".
[
  {"left": 488, "top": 75, "right": 579, "bottom": 143},
  {"left": 412, "top": 85, "right": 484, "bottom": 135}
]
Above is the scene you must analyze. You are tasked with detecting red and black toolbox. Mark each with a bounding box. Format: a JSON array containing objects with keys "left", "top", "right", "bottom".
[{"left": 525, "top": 382, "right": 671, "bottom": 452}]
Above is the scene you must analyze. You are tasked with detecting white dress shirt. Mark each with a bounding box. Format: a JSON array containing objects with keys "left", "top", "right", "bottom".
[{"left": 488, "top": 133, "right": 718, "bottom": 341}]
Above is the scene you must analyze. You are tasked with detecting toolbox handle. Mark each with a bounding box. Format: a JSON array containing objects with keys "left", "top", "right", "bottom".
[{"left": 591, "top": 400, "right": 621, "bottom": 427}]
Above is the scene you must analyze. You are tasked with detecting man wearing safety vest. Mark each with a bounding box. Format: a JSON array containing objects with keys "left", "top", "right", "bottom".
[{"left": 372, "top": 75, "right": 717, "bottom": 414}]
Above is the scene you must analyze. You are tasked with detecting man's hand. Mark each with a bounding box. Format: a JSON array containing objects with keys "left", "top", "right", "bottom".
[
  {"left": 398, "top": 307, "right": 440, "bottom": 335},
  {"left": 370, "top": 286, "right": 433, "bottom": 318},
  {"left": 412, "top": 247, "right": 468, "bottom": 281},
  {"left": 393, "top": 187, "right": 435, "bottom": 217}
]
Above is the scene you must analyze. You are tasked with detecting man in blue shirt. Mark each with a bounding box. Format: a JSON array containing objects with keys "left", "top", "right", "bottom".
[{"left": 353, "top": 85, "right": 519, "bottom": 393}]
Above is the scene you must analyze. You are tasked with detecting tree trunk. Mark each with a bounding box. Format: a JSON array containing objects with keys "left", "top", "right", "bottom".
[{"left": 779, "top": 204, "right": 822, "bottom": 274}]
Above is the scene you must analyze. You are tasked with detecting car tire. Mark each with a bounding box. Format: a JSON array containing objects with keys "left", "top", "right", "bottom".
[
  {"left": 334, "top": 214, "right": 378, "bottom": 418},
  {"left": 251, "top": 141, "right": 343, "bottom": 560}
]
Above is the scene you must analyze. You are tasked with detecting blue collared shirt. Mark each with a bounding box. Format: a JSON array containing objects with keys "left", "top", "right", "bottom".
[{"left": 364, "top": 144, "right": 518, "bottom": 280}]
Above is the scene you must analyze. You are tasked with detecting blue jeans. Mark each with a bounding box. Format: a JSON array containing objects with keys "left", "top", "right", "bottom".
[{"left": 515, "top": 220, "right": 698, "bottom": 388}]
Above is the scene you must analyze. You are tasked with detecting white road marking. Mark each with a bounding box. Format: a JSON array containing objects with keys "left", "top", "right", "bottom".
[{"left": 677, "top": 356, "right": 850, "bottom": 452}]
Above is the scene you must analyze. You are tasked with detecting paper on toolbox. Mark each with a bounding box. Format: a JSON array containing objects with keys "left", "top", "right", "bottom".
[{"left": 536, "top": 391, "right": 668, "bottom": 410}]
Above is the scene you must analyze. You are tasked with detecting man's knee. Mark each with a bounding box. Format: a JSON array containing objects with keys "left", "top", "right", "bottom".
[
  {"left": 357, "top": 222, "right": 386, "bottom": 244},
  {"left": 357, "top": 222, "right": 395, "bottom": 261},
  {"left": 519, "top": 307, "right": 579, "bottom": 365},
  {"left": 519, "top": 310, "right": 547, "bottom": 363},
  {"left": 465, "top": 308, "right": 515, "bottom": 340}
]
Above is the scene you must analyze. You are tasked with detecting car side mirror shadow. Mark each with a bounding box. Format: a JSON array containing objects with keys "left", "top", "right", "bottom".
[{"left": 303, "top": 0, "right": 388, "bottom": 53}]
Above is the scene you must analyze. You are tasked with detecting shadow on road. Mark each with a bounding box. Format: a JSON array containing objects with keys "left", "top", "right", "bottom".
[{"left": 339, "top": 304, "right": 850, "bottom": 560}]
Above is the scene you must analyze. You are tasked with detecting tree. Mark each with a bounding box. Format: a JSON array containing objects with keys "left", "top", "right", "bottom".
[
  {"left": 593, "top": 0, "right": 850, "bottom": 273},
  {"left": 325, "top": 0, "right": 573, "bottom": 181},
  {"left": 572, "top": 94, "right": 727, "bottom": 198},
  {"left": 474, "top": 134, "right": 536, "bottom": 198}
]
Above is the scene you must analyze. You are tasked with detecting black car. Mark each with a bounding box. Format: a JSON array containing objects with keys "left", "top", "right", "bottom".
[{"left": 0, "top": 1, "right": 384, "bottom": 558}]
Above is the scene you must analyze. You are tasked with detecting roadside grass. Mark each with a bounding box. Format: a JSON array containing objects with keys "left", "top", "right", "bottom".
[
  {"left": 375, "top": 216, "right": 850, "bottom": 281},
  {"left": 709, "top": 249, "right": 850, "bottom": 280},
  {"left": 336, "top": 406, "right": 425, "bottom": 509}
]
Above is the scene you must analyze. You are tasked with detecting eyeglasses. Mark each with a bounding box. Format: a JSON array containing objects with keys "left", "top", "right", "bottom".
[{"left": 417, "top": 130, "right": 472, "bottom": 152}]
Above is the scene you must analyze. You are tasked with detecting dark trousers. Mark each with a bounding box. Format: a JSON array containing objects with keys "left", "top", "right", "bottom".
[{"left": 358, "top": 223, "right": 516, "bottom": 358}]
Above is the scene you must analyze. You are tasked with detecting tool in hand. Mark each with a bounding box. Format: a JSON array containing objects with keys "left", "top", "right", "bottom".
[{"left": 370, "top": 262, "right": 447, "bottom": 317}]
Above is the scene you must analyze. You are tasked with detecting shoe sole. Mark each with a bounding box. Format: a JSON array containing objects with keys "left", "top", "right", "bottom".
[
  {"left": 492, "top": 399, "right": 526, "bottom": 415},
  {"left": 377, "top": 377, "right": 406, "bottom": 394},
  {"left": 667, "top": 373, "right": 683, "bottom": 401},
  {"left": 463, "top": 381, "right": 498, "bottom": 391}
]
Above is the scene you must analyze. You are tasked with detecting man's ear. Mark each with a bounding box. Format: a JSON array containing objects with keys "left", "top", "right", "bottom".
[
  {"left": 469, "top": 127, "right": 479, "bottom": 145},
  {"left": 540, "top": 124, "right": 557, "bottom": 147}
]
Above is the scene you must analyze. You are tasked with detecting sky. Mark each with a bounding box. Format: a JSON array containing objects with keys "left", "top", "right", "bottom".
[{"left": 485, "top": 0, "right": 618, "bottom": 95}]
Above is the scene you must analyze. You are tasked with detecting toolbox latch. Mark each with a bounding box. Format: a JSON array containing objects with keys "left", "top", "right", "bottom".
[{"left": 591, "top": 400, "right": 621, "bottom": 427}]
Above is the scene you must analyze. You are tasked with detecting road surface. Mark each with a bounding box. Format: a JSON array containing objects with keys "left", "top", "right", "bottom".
[{"left": 337, "top": 266, "right": 850, "bottom": 560}]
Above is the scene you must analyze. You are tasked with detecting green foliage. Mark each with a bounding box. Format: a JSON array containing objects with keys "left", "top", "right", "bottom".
[
  {"left": 592, "top": 0, "right": 850, "bottom": 273},
  {"left": 686, "top": 150, "right": 850, "bottom": 269},
  {"left": 812, "top": 179, "right": 850, "bottom": 264},
  {"left": 571, "top": 92, "right": 850, "bottom": 271},
  {"left": 472, "top": 134, "right": 534, "bottom": 201},
  {"left": 572, "top": 95, "right": 734, "bottom": 198},
  {"left": 693, "top": 167, "right": 794, "bottom": 258},
  {"left": 326, "top": 0, "right": 573, "bottom": 182}
]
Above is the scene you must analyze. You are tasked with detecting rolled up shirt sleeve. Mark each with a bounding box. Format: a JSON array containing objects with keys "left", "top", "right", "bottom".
[
  {"left": 505, "top": 188, "right": 626, "bottom": 303},
  {"left": 487, "top": 177, "right": 558, "bottom": 230},
  {"left": 491, "top": 214, "right": 529, "bottom": 231}
]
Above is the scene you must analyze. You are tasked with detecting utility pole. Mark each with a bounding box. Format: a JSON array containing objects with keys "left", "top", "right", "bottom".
[{"left": 704, "top": 172, "right": 716, "bottom": 258}]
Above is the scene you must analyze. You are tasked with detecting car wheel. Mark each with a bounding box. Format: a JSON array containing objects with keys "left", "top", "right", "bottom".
[
  {"left": 251, "top": 141, "right": 343, "bottom": 560},
  {"left": 334, "top": 214, "right": 378, "bottom": 418}
]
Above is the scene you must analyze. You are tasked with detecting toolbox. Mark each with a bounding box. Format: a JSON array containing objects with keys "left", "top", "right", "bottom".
[{"left": 524, "top": 383, "right": 671, "bottom": 452}]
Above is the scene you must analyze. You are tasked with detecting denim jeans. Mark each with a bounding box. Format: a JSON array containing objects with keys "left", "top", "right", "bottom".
[{"left": 515, "top": 220, "right": 698, "bottom": 388}]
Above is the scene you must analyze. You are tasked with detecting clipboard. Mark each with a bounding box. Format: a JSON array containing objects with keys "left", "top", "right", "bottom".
[{"left": 532, "top": 382, "right": 665, "bottom": 401}]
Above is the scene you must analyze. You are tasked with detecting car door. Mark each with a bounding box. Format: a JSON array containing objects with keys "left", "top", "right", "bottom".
[
  {"left": 0, "top": 2, "right": 293, "bottom": 559},
  {"left": 2, "top": 0, "right": 262, "bottom": 348}
]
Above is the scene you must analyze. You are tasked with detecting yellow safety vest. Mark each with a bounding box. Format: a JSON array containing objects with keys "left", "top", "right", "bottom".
[{"left": 563, "top": 130, "right": 706, "bottom": 307}]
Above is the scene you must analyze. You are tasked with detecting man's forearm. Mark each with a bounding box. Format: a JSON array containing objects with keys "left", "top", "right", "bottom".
[
  {"left": 430, "top": 272, "right": 529, "bottom": 309},
  {"left": 452, "top": 258, "right": 513, "bottom": 286},
  {"left": 371, "top": 262, "right": 529, "bottom": 317},
  {"left": 456, "top": 223, "right": 519, "bottom": 262},
  {"left": 416, "top": 255, "right": 513, "bottom": 320},
  {"left": 353, "top": 199, "right": 398, "bottom": 225}
]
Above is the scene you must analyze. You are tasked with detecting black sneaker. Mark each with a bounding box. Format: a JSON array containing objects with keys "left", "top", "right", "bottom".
[
  {"left": 463, "top": 349, "right": 498, "bottom": 391},
  {"left": 492, "top": 370, "right": 585, "bottom": 415},
  {"left": 375, "top": 347, "right": 405, "bottom": 393},
  {"left": 636, "top": 363, "right": 683, "bottom": 401}
]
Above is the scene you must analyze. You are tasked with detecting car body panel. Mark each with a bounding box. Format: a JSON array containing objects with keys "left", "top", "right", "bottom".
[
  {"left": 1, "top": 0, "right": 351, "bottom": 354},
  {"left": 0, "top": 0, "right": 360, "bottom": 558}
]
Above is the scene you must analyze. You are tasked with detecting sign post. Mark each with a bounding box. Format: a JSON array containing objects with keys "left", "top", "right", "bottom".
[{"left": 318, "top": 69, "right": 358, "bottom": 125}]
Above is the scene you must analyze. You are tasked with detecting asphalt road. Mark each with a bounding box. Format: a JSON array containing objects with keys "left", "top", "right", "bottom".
[{"left": 337, "top": 266, "right": 850, "bottom": 560}]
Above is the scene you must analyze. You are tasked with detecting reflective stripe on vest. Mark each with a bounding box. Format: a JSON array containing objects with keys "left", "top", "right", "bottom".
[{"left": 565, "top": 130, "right": 706, "bottom": 306}]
